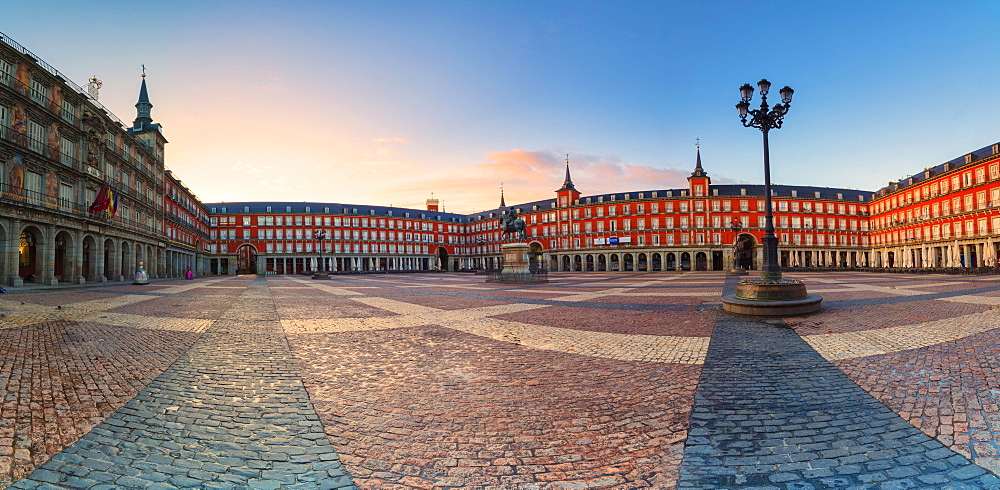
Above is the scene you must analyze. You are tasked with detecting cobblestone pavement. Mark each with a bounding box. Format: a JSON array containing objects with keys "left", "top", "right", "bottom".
[{"left": 1, "top": 271, "right": 1000, "bottom": 488}]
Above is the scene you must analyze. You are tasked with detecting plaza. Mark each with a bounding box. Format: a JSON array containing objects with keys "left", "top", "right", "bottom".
[{"left": 0, "top": 271, "right": 999, "bottom": 488}]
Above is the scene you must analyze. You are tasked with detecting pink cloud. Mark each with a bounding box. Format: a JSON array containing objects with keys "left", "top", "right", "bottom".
[{"left": 382, "top": 148, "right": 713, "bottom": 213}]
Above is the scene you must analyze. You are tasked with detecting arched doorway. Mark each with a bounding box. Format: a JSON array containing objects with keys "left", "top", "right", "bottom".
[
  {"left": 734, "top": 233, "right": 757, "bottom": 270},
  {"left": 623, "top": 253, "right": 634, "bottom": 271},
  {"left": 573, "top": 255, "right": 582, "bottom": 271},
  {"left": 637, "top": 253, "right": 648, "bottom": 272},
  {"left": 237, "top": 244, "right": 257, "bottom": 274},
  {"left": 680, "top": 252, "right": 691, "bottom": 271},
  {"left": 18, "top": 230, "right": 38, "bottom": 281},
  {"left": 529, "top": 241, "right": 544, "bottom": 271},
  {"left": 585, "top": 255, "right": 594, "bottom": 271},
  {"left": 610, "top": 254, "right": 620, "bottom": 271},
  {"left": 695, "top": 252, "right": 708, "bottom": 271},
  {"left": 561, "top": 255, "right": 571, "bottom": 271},
  {"left": 598, "top": 255, "right": 607, "bottom": 271},
  {"left": 651, "top": 252, "right": 661, "bottom": 271},
  {"left": 665, "top": 252, "right": 676, "bottom": 271},
  {"left": 887, "top": 251, "right": 895, "bottom": 268},
  {"left": 435, "top": 246, "right": 449, "bottom": 271}
]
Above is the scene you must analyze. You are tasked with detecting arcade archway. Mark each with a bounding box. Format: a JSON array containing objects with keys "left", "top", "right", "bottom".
[
  {"left": 734, "top": 233, "right": 757, "bottom": 270},
  {"left": 237, "top": 244, "right": 257, "bottom": 274}
]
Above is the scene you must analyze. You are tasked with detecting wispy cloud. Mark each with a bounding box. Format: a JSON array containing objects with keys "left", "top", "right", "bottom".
[
  {"left": 379, "top": 148, "right": 711, "bottom": 213},
  {"left": 371, "top": 136, "right": 411, "bottom": 144}
]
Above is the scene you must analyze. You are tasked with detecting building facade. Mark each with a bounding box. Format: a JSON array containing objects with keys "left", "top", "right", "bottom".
[
  {"left": 869, "top": 142, "right": 1000, "bottom": 269},
  {"left": 0, "top": 32, "right": 174, "bottom": 286},
  {"left": 3, "top": 31, "right": 1000, "bottom": 286}
]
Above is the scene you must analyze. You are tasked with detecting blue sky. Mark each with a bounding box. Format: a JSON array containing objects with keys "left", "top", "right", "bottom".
[{"left": 5, "top": 1, "right": 1000, "bottom": 212}]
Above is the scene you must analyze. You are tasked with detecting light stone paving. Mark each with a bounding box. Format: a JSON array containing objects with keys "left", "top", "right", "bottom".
[
  {"left": 281, "top": 280, "right": 366, "bottom": 296},
  {"left": 803, "top": 308, "right": 1000, "bottom": 360},
  {"left": 282, "top": 295, "right": 710, "bottom": 364},
  {"left": 0, "top": 278, "right": 230, "bottom": 332}
]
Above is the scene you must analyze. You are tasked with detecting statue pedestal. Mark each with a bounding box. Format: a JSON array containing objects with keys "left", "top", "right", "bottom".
[{"left": 489, "top": 243, "right": 547, "bottom": 284}]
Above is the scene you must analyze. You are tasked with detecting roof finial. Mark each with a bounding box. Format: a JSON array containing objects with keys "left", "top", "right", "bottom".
[
  {"left": 141, "top": 64, "right": 146, "bottom": 78},
  {"left": 690, "top": 139, "right": 708, "bottom": 178}
]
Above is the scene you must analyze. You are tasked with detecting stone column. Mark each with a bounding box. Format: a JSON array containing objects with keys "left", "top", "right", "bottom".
[
  {"left": 71, "top": 230, "right": 86, "bottom": 284},
  {"left": 4, "top": 219, "right": 23, "bottom": 286},
  {"left": 38, "top": 225, "right": 58, "bottom": 286},
  {"left": 95, "top": 237, "right": 106, "bottom": 282}
]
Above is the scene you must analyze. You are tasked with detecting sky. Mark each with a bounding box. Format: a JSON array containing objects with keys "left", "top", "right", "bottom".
[{"left": 5, "top": 1, "right": 1000, "bottom": 213}]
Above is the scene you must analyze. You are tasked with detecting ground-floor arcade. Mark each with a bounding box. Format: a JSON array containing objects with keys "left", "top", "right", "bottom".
[
  {"left": 873, "top": 239, "right": 1000, "bottom": 269},
  {"left": 0, "top": 216, "right": 165, "bottom": 286},
  {"left": 207, "top": 250, "right": 444, "bottom": 275}
]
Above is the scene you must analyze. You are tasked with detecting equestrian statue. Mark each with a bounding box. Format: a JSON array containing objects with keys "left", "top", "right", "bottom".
[{"left": 501, "top": 209, "right": 526, "bottom": 242}]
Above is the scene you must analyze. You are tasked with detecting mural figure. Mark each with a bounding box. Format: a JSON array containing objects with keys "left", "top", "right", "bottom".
[
  {"left": 14, "top": 62, "right": 29, "bottom": 95},
  {"left": 44, "top": 170, "right": 58, "bottom": 204},
  {"left": 8, "top": 155, "right": 24, "bottom": 198},
  {"left": 11, "top": 105, "right": 26, "bottom": 145},
  {"left": 47, "top": 122, "right": 60, "bottom": 160},
  {"left": 49, "top": 85, "right": 62, "bottom": 113}
]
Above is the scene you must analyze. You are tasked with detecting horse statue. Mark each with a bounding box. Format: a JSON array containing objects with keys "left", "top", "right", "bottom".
[{"left": 501, "top": 211, "right": 527, "bottom": 242}]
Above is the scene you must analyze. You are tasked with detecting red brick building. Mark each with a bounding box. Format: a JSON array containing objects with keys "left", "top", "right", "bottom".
[{"left": 5, "top": 30, "right": 1000, "bottom": 283}]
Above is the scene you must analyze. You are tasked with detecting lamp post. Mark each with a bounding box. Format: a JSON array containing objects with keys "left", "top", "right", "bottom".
[
  {"left": 312, "top": 230, "right": 328, "bottom": 278},
  {"left": 736, "top": 79, "right": 794, "bottom": 282}
]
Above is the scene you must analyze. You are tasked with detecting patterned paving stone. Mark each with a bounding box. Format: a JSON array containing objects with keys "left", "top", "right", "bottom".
[
  {"left": 835, "top": 328, "right": 1000, "bottom": 474},
  {"left": 378, "top": 294, "right": 508, "bottom": 310},
  {"left": 0, "top": 320, "right": 200, "bottom": 486},
  {"left": 494, "top": 307, "right": 716, "bottom": 337},
  {"left": 11, "top": 277, "right": 355, "bottom": 489},
  {"left": 786, "top": 299, "right": 992, "bottom": 334},
  {"left": 677, "top": 310, "right": 996, "bottom": 489},
  {"left": 4, "top": 271, "right": 1000, "bottom": 488},
  {"left": 290, "top": 325, "right": 700, "bottom": 489}
]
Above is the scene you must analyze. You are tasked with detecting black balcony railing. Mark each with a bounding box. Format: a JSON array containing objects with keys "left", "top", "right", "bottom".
[{"left": 1, "top": 182, "right": 159, "bottom": 235}]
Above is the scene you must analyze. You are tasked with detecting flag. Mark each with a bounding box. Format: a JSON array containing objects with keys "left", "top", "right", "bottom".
[
  {"left": 88, "top": 186, "right": 118, "bottom": 218},
  {"left": 108, "top": 188, "right": 119, "bottom": 218},
  {"left": 89, "top": 186, "right": 110, "bottom": 214}
]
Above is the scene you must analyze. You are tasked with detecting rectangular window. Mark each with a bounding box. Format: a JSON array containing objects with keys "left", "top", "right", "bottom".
[
  {"left": 0, "top": 104, "right": 8, "bottom": 140},
  {"left": 30, "top": 79, "right": 46, "bottom": 105},
  {"left": 27, "top": 120, "right": 45, "bottom": 154},
  {"left": 0, "top": 59, "right": 12, "bottom": 87}
]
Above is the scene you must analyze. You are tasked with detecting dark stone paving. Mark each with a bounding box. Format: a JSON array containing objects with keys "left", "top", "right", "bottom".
[
  {"left": 11, "top": 278, "right": 355, "bottom": 489},
  {"left": 677, "top": 278, "right": 1000, "bottom": 489}
]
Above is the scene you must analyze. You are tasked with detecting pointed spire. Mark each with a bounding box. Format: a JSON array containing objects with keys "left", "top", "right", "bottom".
[
  {"left": 133, "top": 66, "right": 154, "bottom": 130},
  {"left": 500, "top": 183, "right": 507, "bottom": 208},
  {"left": 556, "top": 154, "right": 579, "bottom": 192},
  {"left": 690, "top": 139, "right": 708, "bottom": 178}
]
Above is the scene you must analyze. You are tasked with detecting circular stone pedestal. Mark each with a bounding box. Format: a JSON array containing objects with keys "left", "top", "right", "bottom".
[
  {"left": 722, "top": 279, "right": 822, "bottom": 316},
  {"left": 489, "top": 243, "right": 548, "bottom": 284},
  {"left": 726, "top": 268, "right": 750, "bottom": 276}
]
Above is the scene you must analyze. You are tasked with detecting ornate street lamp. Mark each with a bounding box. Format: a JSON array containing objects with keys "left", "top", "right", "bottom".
[
  {"left": 736, "top": 79, "right": 793, "bottom": 281},
  {"left": 312, "top": 230, "right": 329, "bottom": 279},
  {"left": 722, "top": 79, "right": 820, "bottom": 315}
]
